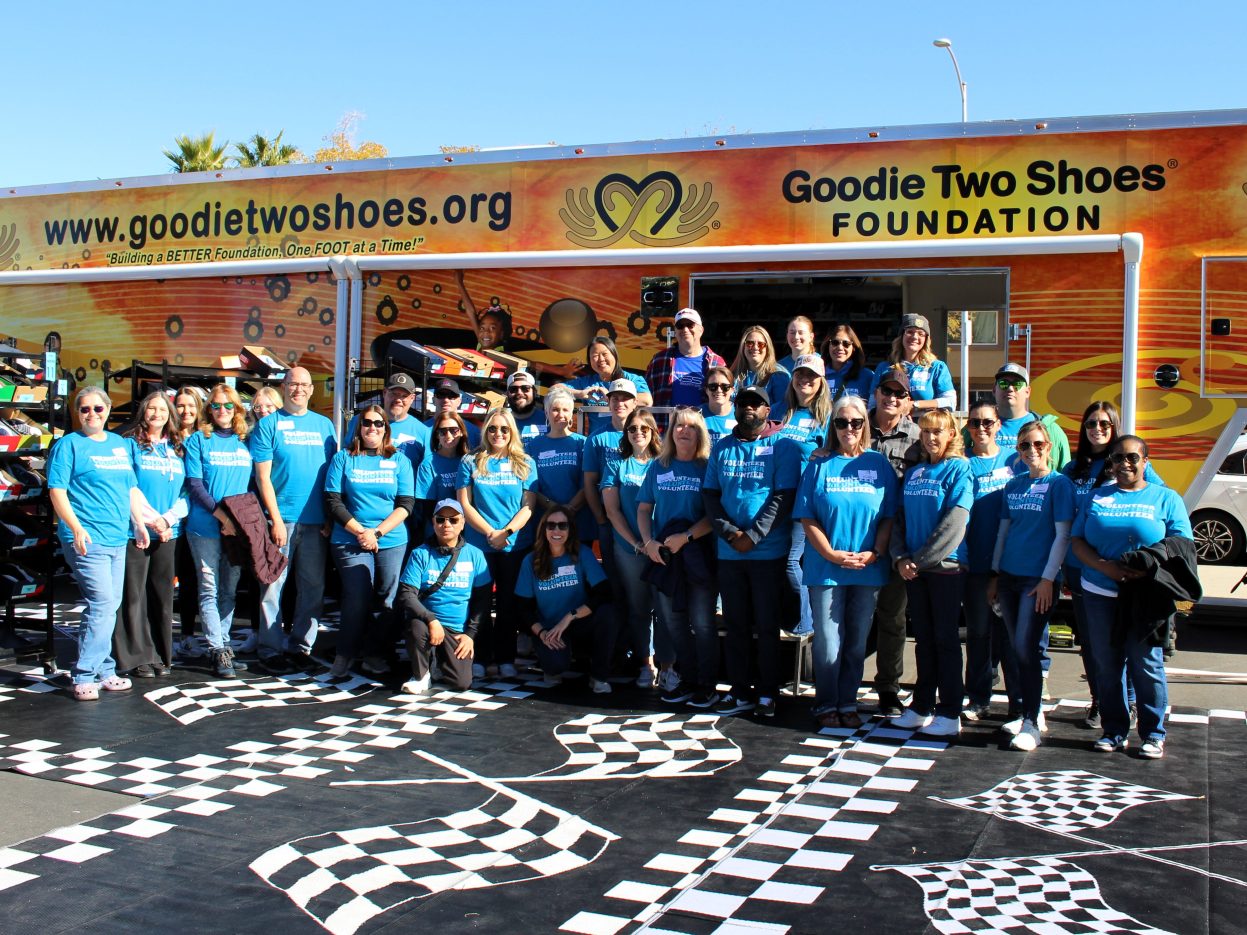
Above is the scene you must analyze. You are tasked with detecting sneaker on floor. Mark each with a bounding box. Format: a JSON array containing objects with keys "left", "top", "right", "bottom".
[
  {"left": 816, "top": 711, "right": 841, "bottom": 730},
  {"left": 754, "top": 697, "right": 776, "bottom": 718},
  {"left": 925, "top": 715, "right": 961, "bottom": 737},
  {"left": 839, "top": 710, "right": 863, "bottom": 729},
  {"left": 636, "top": 664, "right": 657, "bottom": 689},
  {"left": 1093, "top": 735, "right": 1129, "bottom": 753},
  {"left": 590, "top": 677, "right": 612, "bottom": 695},
  {"left": 401, "top": 673, "right": 431, "bottom": 695},
  {"left": 329, "top": 655, "right": 353, "bottom": 679},
  {"left": 1139, "top": 738, "right": 1165, "bottom": 759},
  {"left": 211, "top": 649, "right": 237, "bottom": 678},
  {"left": 1041, "top": 672, "right": 1051, "bottom": 701},
  {"left": 499, "top": 663, "right": 518, "bottom": 679},
  {"left": 1083, "top": 701, "right": 1101, "bottom": 730},
  {"left": 285, "top": 650, "right": 316, "bottom": 672},
  {"left": 1001, "top": 713, "right": 1024, "bottom": 736},
  {"left": 658, "top": 668, "right": 682, "bottom": 693},
  {"left": 687, "top": 690, "right": 720, "bottom": 709},
  {"left": 1037, "top": 710, "right": 1047, "bottom": 732},
  {"left": 876, "top": 691, "right": 905, "bottom": 718},
  {"left": 661, "top": 682, "right": 695, "bottom": 705},
  {"left": 360, "top": 656, "right": 391, "bottom": 676},
  {"left": 1010, "top": 719, "right": 1042, "bottom": 751},
  {"left": 471, "top": 663, "right": 486, "bottom": 680},
  {"left": 962, "top": 703, "right": 990, "bottom": 722},
  {"left": 715, "top": 694, "right": 755, "bottom": 716},
  {"left": 891, "top": 708, "right": 933, "bottom": 731}
]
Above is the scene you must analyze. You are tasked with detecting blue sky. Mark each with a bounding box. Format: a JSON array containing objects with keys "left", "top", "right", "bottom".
[{"left": 8, "top": 1, "right": 1245, "bottom": 188}]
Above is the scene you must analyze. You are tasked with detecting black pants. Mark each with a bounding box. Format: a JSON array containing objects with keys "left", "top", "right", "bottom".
[
  {"left": 175, "top": 534, "right": 199, "bottom": 636},
  {"left": 116, "top": 537, "right": 176, "bottom": 670},
  {"left": 407, "top": 622, "right": 474, "bottom": 691},
  {"left": 718, "top": 557, "right": 785, "bottom": 700},
  {"left": 534, "top": 607, "right": 613, "bottom": 681},
  {"left": 482, "top": 549, "right": 527, "bottom": 667}
]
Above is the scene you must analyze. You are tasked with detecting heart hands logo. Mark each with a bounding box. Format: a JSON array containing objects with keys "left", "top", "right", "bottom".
[{"left": 561, "top": 171, "right": 718, "bottom": 248}]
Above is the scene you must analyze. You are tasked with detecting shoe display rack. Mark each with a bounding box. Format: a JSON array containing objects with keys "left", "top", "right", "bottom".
[
  {"left": 0, "top": 336, "right": 62, "bottom": 671},
  {"left": 102, "top": 359, "right": 286, "bottom": 427}
]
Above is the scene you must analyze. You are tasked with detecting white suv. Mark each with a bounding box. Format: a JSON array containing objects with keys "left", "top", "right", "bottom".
[{"left": 1191, "top": 434, "right": 1247, "bottom": 565}]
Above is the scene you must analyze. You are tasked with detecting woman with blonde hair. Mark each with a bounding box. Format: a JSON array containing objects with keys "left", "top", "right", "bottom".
[
  {"left": 778, "top": 315, "right": 816, "bottom": 374},
  {"left": 730, "top": 325, "right": 791, "bottom": 421},
  {"left": 456, "top": 406, "right": 537, "bottom": 678},
  {"left": 249, "top": 385, "right": 283, "bottom": 425},
  {"left": 890, "top": 408, "right": 972, "bottom": 736},
  {"left": 870, "top": 313, "right": 955, "bottom": 411}
]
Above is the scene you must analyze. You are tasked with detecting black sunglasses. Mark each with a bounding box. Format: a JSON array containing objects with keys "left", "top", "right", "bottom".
[
  {"left": 967, "top": 418, "right": 997, "bottom": 429},
  {"left": 833, "top": 417, "right": 865, "bottom": 430},
  {"left": 545, "top": 520, "right": 570, "bottom": 531},
  {"left": 1084, "top": 419, "right": 1113, "bottom": 431},
  {"left": 705, "top": 383, "right": 732, "bottom": 393},
  {"left": 360, "top": 418, "right": 385, "bottom": 429},
  {"left": 1018, "top": 440, "right": 1050, "bottom": 452},
  {"left": 433, "top": 514, "right": 462, "bottom": 524},
  {"left": 78, "top": 404, "right": 106, "bottom": 414},
  {"left": 878, "top": 385, "right": 909, "bottom": 399},
  {"left": 1109, "top": 451, "right": 1143, "bottom": 465}
]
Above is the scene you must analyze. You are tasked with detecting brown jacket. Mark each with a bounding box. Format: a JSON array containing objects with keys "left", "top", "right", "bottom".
[{"left": 220, "top": 492, "right": 289, "bottom": 585}]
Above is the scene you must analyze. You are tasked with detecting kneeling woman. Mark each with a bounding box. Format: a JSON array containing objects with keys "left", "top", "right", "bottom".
[
  {"left": 396, "top": 499, "right": 492, "bottom": 693},
  {"left": 516, "top": 505, "right": 613, "bottom": 691}
]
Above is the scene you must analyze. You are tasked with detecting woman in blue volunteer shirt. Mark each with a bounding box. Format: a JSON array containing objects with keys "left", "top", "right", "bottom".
[
  {"left": 527, "top": 388, "right": 592, "bottom": 544},
  {"left": 989, "top": 420, "right": 1076, "bottom": 751},
  {"left": 1062, "top": 400, "right": 1163, "bottom": 730},
  {"left": 870, "top": 314, "right": 955, "bottom": 411},
  {"left": 1071, "top": 435, "right": 1191, "bottom": 759},
  {"left": 562, "top": 336, "right": 653, "bottom": 435},
  {"left": 821, "top": 324, "right": 874, "bottom": 402},
  {"left": 962, "top": 401, "right": 1019, "bottom": 722},
  {"left": 49, "top": 387, "right": 148, "bottom": 701},
  {"left": 516, "top": 505, "right": 613, "bottom": 690},
  {"left": 637, "top": 408, "right": 718, "bottom": 708},
  {"left": 173, "top": 387, "right": 205, "bottom": 653},
  {"left": 778, "top": 316, "right": 816, "bottom": 375},
  {"left": 731, "top": 326, "right": 791, "bottom": 422},
  {"left": 700, "top": 366, "right": 737, "bottom": 445},
  {"left": 795, "top": 395, "right": 897, "bottom": 730},
  {"left": 457, "top": 407, "right": 537, "bottom": 678},
  {"left": 602, "top": 407, "right": 672, "bottom": 690},
  {"left": 415, "top": 411, "right": 470, "bottom": 528},
  {"left": 396, "top": 499, "right": 492, "bottom": 693},
  {"left": 891, "top": 409, "right": 973, "bottom": 736},
  {"left": 324, "top": 404, "right": 416, "bottom": 682},
  {"left": 117, "top": 391, "right": 187, "bottom": 678},
  {"left": 183, "top": 384, "right": 254, "bottom": 678}
]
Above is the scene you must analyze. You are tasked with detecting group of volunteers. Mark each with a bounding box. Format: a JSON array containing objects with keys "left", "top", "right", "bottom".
[{"left": 47, "top": 306, "right": 1195, "bottom": 760}]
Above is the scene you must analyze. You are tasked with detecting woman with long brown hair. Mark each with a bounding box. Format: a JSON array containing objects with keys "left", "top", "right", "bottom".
[{"left": 730, "top": 325, "right": 791, "bottom": 421}]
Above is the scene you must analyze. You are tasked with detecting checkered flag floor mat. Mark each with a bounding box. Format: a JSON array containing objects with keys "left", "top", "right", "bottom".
[
  {"left": 535, "top": 713, "right": 740, "bottom": 780},
  {"left": 145, "top": 672, "right": 381, "bottom": 725}
]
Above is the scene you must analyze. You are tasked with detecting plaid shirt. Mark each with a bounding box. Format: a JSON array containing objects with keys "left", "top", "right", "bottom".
[{"left": 645, "top": 346, "right": 727, "bottom": 408}]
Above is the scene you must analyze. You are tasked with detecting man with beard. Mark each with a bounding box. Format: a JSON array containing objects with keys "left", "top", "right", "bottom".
[{"left": 505, "top": 370, "right": 548, "bottom": 449}]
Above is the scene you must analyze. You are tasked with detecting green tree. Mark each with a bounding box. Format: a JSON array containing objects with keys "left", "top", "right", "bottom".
[
  {"left": 312, "top": 112, "right": 387, "bottom": 163},
  {"left": 163, "top": 132, "right": 229, "bottom": 173},
  {"left": 234, "top": 131, "right": 301, "bottom": 167}
]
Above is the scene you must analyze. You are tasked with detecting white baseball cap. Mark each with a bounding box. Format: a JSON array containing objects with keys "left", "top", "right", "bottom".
[{"left": 673, "top": 308, "right": 702, "bottom": 327}]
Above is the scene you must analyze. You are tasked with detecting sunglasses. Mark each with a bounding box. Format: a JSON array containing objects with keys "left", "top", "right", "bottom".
[
  {"left": 674, "top": 321, "right": 697, "bottom": 331},
  {"left": 1018, "top": 440, "right": 1050, "bottom": 452},
  {"left": 826, "top": 339, "right": 853, "bottom": 349},
  {"left": 1109, "top": 451, "right": 1143, "bottom": 466},
  {"left": 507, "top": 385, "right": 533, "bottom": 392},
  {"left": 878, "top": 385, "right": 909, "bottom": 399},
  {"left": 360, "top": 418, "right": 386, "bottom": 429},
  {"left": 435, "top": 392, "right": 459, "bottom": 400},
  {"left": 1084, "top": 418, "right": 1113, "bottom": 431},
  {"left": 705, "top": 383, "right": 732, "bottom": 393},
  {"left": 209, "top": 402, "right": 235, "bottom": 411},
  {"left": 967, "top": 418, "right": 997, "bottom": 429},
  {"left": 833, "top": 417, "right": 865, "bottom": 430},
  {"left": 744, "top": 340, "right": 767, "bottom": 349},
  {"left": 433, "top": 514, "right": 462, "bottom": 524},
  {"left": 545, "top": 521, "right": 570, "bottom": 531},
  {"left": 487, "top": 426, "right": 511, "bottom": 434},
  {"left": 78, "top": 404, "right": 106, "bottom": 414},
  {"left": 436, "top": 426, "right": 462, "bottom": 435},
  {"left": 626, "top": 426, "right": 652, "bottom": 435},
  {"left": 997, "top": 379, "right": 1027, "bottom": 390}
]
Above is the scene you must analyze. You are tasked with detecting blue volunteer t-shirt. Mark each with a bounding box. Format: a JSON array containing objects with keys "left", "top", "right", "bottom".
[
  {"left": 183, "top": 431, "right": 254, "bottom": 538},
  {"left": 825, "top": 361, "right": 873, "bottom": 401},
  {"left": 701, "top": 409, "right": 738, "bottom": 446},
  {"left": 324, "top": 450, "right": 416, "bottom": 549},
  {"left": 512, "top": 408, "right": 549, "bottom": 449},
  {"left": 793, "top": 450, "right": 897, "bottom": 586},
  {"left": 704, "top": 433, "right": 802, "bottom": 561},
  {"left": 1073, "top": 483, "right": 1192, "bottom": 596},
  {"left": 345, "top": 412, "right": 430, "bottom": 470},
  {"left": 48, "top": 431, "right": 138, "bottom": 548},
  {"left": 583, "top": 428, "right": 624, "bottom": 488},
  {"left": 1062, "top": 458, "right": 1166, "bottom": 569},
  {"left": 456, "top": 454, "right": 538, "bottom": 552},
  {"left": 415, "top": 451, "right": 465, "bottom": 504},
  {"left": 570, "top": 370, "right": 650, "bottom": 434},
  {"left": 966, "top": 450, "right": 1015, "bottom": 575},
  {"left": 871, "top": 359, "right": 953, "bottom": 403},
  {"left": 671, "top": 353, "right": 706, "bottom": 407},
  {"left": 900, "top": 457, "right": 974, "bottom": 564},
  {"left": 250, "top": 409, "right": 337, "bottom": 524},
  {"left": 528, "top": 432, "right": 594, "bottom": 541},
  {"left": 638, "top": 457, "right": 707, "bottom": 533},
  {"left": 601, "top": 454, "right": 652, "bottom": 549},
  {"left": 399, "top": 541, "right": 491, "bottom": 632},
  {"left": 515, "top": 545, "right": 606, "bottom": 629},
  {"left": 774, "top": 407, "right": 828, "bottom": 467},
  {"left": 128, "top": 438, "right": 187, "bottom": 539},
  {"left": 1000, "top": 471, "right": 1076, "bottom": 578}
]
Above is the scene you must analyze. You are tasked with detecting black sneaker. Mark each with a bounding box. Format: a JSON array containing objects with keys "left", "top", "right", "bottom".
[
  {"left": 256, "top": 654, "right": 295, "bottom": 675},
  {"left": 715, "top": 694, "right": 755, "bottom": 716},
  {"left": 687, "top": 690, "right": 720, "bottom": 709},
  {"left": 754, "top": 697, "right": 777, "bottom": 718},
  {"left": 962, "top": 703, "right": 991, "bottom": 722},
  {"left": 211, "top": 649, "right": 236, "bottom": 678},
  {"left": 1083, "top": 701, "right": 1101, "bottom": 730},
  {"left": 286, "top": 650, "right": 317, "bottom": 672},
  {"left": 661, "top": 683, "right": 695, "bottom": 704},
  {"left": 877, "top": 691, "right": 904, "bottom": 717}
]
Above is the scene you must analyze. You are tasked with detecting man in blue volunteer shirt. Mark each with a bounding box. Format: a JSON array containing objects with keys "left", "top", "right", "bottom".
[
  {"left": 505, "top": 370, "right": 548, "bottom": 448},
  {"left": 645, "top": 307, "right": 727, "bottom": 411},
  {"left": 994, "top": 363, "right": 1071, "bottom": 472},
  {"left": 347, "top": 372, "right": 431, "bottom": 467},
  {"left": 704, "top": 385, "right": 801, "bottom": 718},
  {"left": 251, "top": 366, "right": 339, "bottom": 673},
  {"left": 425, "top": 378, "right": 481, "bottom": 448}
]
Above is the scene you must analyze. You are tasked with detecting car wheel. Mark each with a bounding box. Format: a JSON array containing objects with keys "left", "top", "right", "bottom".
[{"left": 1190, "top": 509, "right": 1245, "bottom": 565}]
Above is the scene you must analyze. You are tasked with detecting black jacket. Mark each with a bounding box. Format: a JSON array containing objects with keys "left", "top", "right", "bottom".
[
  {"left": 1116, "top": 536, "right": 1202, "bottom": 646},
  {"left": 642, "top": 518, "right": 716, "bottom": 613},
  {"left": 219, "top": 493, "right": 289, "bottom": 585}
]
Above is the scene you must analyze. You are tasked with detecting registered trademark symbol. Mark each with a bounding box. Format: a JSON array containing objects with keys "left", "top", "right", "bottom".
[
  {"left": 712, "top": 220, "right": 721, "bottom": 229},
  {"left": 1168, "top": 159, "right": 1179, "bottom": 169}
]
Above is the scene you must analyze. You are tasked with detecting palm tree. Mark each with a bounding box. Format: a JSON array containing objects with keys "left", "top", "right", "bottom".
[
  {"left": 163, "top": 132, "right": 229, "bottom": 173},
  {"left": 235, "top": 131, "right": 301, "bottom": 167}
]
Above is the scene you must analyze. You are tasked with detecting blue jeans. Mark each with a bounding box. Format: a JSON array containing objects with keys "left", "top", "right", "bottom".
[
  {"left": 719, "top": 558, "right": 785, "bottom": 699},
  {"left": 785, "top": 523, "right": 813, "bottom": 634},
  {"left": 964, "top": 573, "right": 1019, "bottom": 708},
  {"left": 187, "top": 533, "right": 243, "bottom": 650},
  {"left": 809, "top": 584, "right": 880, "bottom": 715},
  {"left": 260, "top": 523, "right": 327, "bottom": 657},
  {"left": 330, "top": 541, "right": 404, "bottom": 661},
  {"left": 906, "top": 571, "right": 966, "bottom": 718},
  {"left": 655, "top": 580, "right": 718, "bottom": 692},
  {"left": 1081, "top": 591, "right": 1168, "bottom": 742},
  {"left": 62, "top": 541, "right": 126, "bottom": 685},
  {"left": 613, "top": 540, "right": 673, "bottom": 665},
  {"left": 997, "top": 573, "right": 1052, "bottom": 721}
]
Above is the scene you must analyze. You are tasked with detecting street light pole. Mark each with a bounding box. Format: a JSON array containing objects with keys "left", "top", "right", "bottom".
[
  {"left": 932, "top": 38, "right": 967, "bottom": 123},
  {"left": 933, "top": 38, "right": 971, "bottom": 410}
]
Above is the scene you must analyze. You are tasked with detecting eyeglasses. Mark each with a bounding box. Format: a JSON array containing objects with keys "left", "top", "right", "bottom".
[
  {"left": 833, "top": 417, "right": 865, "bottom": 430},
  {"left": 209, "top": 402, "right": 235, "bottom": 411},
  {"left": 705, "top": 383, "right": 732, "bottom": 393},
  {"left": 286, "top": 381, "right": 313, "bottom": 390},
  {"left": 967, "top": 418, "right": 997, "bottom": 429},
  {"left": 1109, "top": 451, "right": 1143, "bottom": 466},
  {"left": 878, "top": 385, "right": 909, "bottom": 399},
  {"left": 997, "top": 379, "right": 1027, "bottom": 390},
  {"left": 1017, "top": 440, "right": 1050, "bottom": 452},
  {"left": 360, "top": 418, "right": 385, "bottom": 429},
  {"left": 433, "top": 514, "right": 462, "bottom": 524},
  {"left": 486, "top": 426, "right": 511, "bottom": 434},
  {"left": 1084, "top": 418, "right": 1113, "bottom": 431},
  {"left": 78, "top": 404, "right": 106, "bottom": 414},
  {"left": 827, "top": 339, "right": 853, "bottom": 349},
  {"left": 626, "top": 426, "right": 652, "bottom": 435},
  {"left": 545, "top": 521, "right": 570, "bottom": 531},
  {"left": 674, "top": 321, "right": 697, "bottom": 331},
  {"left": 506, "top": 385, "right": 532, "bottom": 393},
  {"left": 436, "top": 426, "right": 462, "bottom": 435},
  {"left": 744, "top": 340, "right": 767, "bottom": 349}
]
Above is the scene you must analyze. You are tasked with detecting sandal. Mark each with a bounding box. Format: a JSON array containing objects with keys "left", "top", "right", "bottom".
[
  {"left": 73, "top": 682, "right": 100, "bottom": 702},
  {"left": 99, "top": 675, "right": 133, "bottom": 692}
]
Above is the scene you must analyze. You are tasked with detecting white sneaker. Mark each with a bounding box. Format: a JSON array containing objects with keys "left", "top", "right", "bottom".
[
  {"left": 401, "top": 673, "right": 431, "bottom": 695},
  {"left": 891, "top": 708, "right": 934, "bottom": 730},
  {"left": 926, "top": 715, "right": 962, "bottom": 737},
  {"left": 1001, "top": 714, "right": 1024, "bottom": 736},
  {"left": 1037, "top": 710, "right": 1048, "bottom": 732},
  {"left": 1010, "top": 719, "right": 1041, "bottom": 751},
  {"left": 499, "top": 663, "right": 518, "bottom": 679},
  {"left": 658, "top": 668, "right": 681, "bottom": 693},
  {"left": 636, "top": 663, "right": 657, "bottom": 689},
  {"left": 471, "top": 663, "right": 486, "bottom": 680},
  {"left": 590, "top": 677, "right": 612, "bottom": 694}
]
